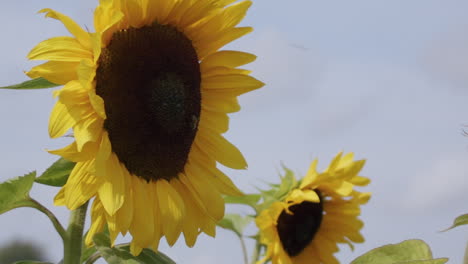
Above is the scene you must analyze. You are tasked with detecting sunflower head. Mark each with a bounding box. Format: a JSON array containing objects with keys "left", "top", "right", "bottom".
[
  {"left": 255, "top": 152, "right": 371, "bottom": 264},
  {"left": 27, "top": 0, "right": 263, "bottom": 255}
]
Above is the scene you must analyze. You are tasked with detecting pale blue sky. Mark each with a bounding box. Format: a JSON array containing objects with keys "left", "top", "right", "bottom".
[{"left": 1, "top": 0, "right": 468, "bottom": 263}]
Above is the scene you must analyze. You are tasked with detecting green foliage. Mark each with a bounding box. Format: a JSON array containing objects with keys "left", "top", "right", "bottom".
[
  {"left": 442, "top": 214, "right": 468, "bottom": 232},
  {"left": 0, "top": 172, "right": 36, "bottom": 215},
  {"left": 0, "top": 78, "right": 59, "bottom": 90},
  {"left": 218, "top": 214, "right": 254, "bottom": 237},
  {"left": 92, "top": 233, "right": 175, "bottom": 264},
  {"left": 256, "top": 166, "right": 298, "bottom": 214},
  {"left": 351, "top": 240, "right": 448, "bottom": 264},
  {"left": 224, "top": 194, "right": 261, "bottom": 209},
  {"left": 36, "top": 158, "right": 74, "bottom": 187},
  {"left": 0, "top": 240, "right": 47, "bottom": 264},
  {"left": 80, "top": 233, "right": 97, "bottom": 264},
  {"left": 13, "top": 260, "right": 52, "bottom": 264}
]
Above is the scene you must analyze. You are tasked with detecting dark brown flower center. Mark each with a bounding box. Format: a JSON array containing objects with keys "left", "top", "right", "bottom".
[
  {"left": 95, "top": 23, "right": 201, "bottom": 182},
  {"left": 276, "top": 192, "right": 323, "bottom": 257}
]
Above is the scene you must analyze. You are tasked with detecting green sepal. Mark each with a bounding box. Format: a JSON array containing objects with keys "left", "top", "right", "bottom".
[
  {"left": 275, "top": 165, "right": 297, "bottom": 199},
  {"left": 217, "top": 214, "right": 254, "bottom": 237},
  {"left": 224, "top": 194, "right": 261, "bottom": 209},
  {"left": 36, "top": 158, "right": 75, "bottom": 187},
  {"left": 0, "top": 172, "right": 36, "bottom": 215},
  {"left": 350, "top": 239, "right": 448, "bottom": 264},
  {"left": 441, "top": 214, "right": 468, "bottom": 232},
  {"left": 0, "top": 78, "right": 59, "bottom": 90},
  {"left": 93, "top": 232, "right": 175, "bottom": 264},
  {"left": 255, "top": 165, "right": 299, "bottom": 214}
]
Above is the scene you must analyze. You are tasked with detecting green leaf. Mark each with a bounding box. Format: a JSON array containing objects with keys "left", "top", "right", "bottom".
[
  {"left": 224, "top": 194, "right": 261, "bottom": 208},
  {"left": 81, "top": 232, "right": 97, "bottom": 263},
  {"left": 0, "top": 78, "right": 59, "bottom": 90},
  {"left": 12, "top": 261, "right": 53, "bottom": 264},
  {"left": 218, "top": 214, "right": 254, "bottom": 237},
  {"left": 0, "top": 172, "right": 36, "bottom": 215},
  {"left": 275, "top": 165, "right": 297, "bottom": 199},
  {"left": 93, "top": 233, "right": 175, "bottom": 264},
  {"left": 351, "top": 239, "right": 448, "bottom": 264},
  {"left": 35, "top": 158, "right": 75, "bottom": 187},
  {"left": 442, "top": 214, "right": 468, "bottom": 232}
]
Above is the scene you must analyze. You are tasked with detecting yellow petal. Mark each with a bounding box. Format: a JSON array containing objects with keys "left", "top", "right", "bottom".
[
  {"left": 147, "top": 0, "right": 176, "bottom": 24},
  {"left": 326, "top": 152, "right": 344, "bottom": 173},
  {"left": 286, "top": 189, "right": 320, "bottom": 205},
  {"left": 183, "top": 166, "right": 225, "bottom": 221},
  {"left": 129, "top": 177, "right": 154, "bottom": 247},
  {"left": 170, "top": 179, "right": 201, "bottom": 247},
  {"left": 156, "top": 180, "right": 184, "bottom": 246},
  {"left": 88, "top": 89, "right": 107, "bottom": 119},
  {"left": 300, "top": 159, "right": 318, "bottom": 189},
  {"left": 202, "top": 92, "right": 240, "bottom": 113},
  {"left": 53, "top": 187, "right": 66, "bottom": 206},
  {"left": 49, "top": 101, "right": 76, "bottom": 138},
  {"left": 350, "top": 175, "right": 370, "bottom": 186},
  {"left": 97, "top": 154, "right": 125, "bottom": 215},
  {"left": 48, "top": 140, "right": 100, "bottom": 162},
  {"left": 39, "top": 9, "right": 91, "bottom": 49},
  {"left": 74, "top": 114, "right": 103, "bottom": 151},
  {"left": 77, "top": 59, "right": 97, "bottom": 90},
  {"left": 197, "top": 27, "right": 253, "bottom": 59},
  {"left": 64, "top": 159, "right": 102, "bottom": 210},
  {"left": 198, "top": 110, "right": 229, "bottom": 133},
  {"left": 115, "top": 164, "right": 134, "bottom": 234},
  {"left": 188, "top": 148, "right": 242, "bottom": 196},
  {"left": 195, "top": 128, "right": 247, "bottom": 170},
  {"left": 85, "top": 198, "right": 106, "bottom": 246},
  {"left": 57, "top": 80, "right": 89, "bottom": 107},
  {"left": 193, "top": 1, "right": 252, "bottom": 41},
  {"left": 130, "top": 241, "right": 143, "bottom": 256},
  {"left": 94, "top": 0, "right": 124, "bottom": 45},
  {"left": 202, "top": 74, "right": 264, "bottom": 95},
  {"left": 27, "top": 61, "right": 79, "bottom": 85},
  {"left": 28, "top": 36, "right": 92, "bottom": 62},
  {"left": 120, "top": 0, "right": 146, "bottom": 28},
  {"left": 202, "top": 66, "right": 251, "bottom": 78}
]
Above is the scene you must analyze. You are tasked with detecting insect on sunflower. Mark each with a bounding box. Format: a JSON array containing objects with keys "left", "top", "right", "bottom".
[{"left": 27, "top": 0, "right": 264, "bottom": 255}]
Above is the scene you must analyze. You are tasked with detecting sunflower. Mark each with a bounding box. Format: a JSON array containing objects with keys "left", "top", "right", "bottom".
[
  {"left": 255, "top": 152, "right": 371, "bottom": 264},
  {"left": 27, "top": 0, "right": 263, "bottom": 255}
]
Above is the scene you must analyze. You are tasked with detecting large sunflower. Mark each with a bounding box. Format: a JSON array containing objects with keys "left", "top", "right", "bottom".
[
  {"left": 256, "top": 152, "right": 371, "bottom": 264},
  {"left": 27, "top": 0, "right": 263, "bottom": 255}
]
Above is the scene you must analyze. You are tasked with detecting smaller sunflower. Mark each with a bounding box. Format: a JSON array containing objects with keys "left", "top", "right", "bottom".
[{"left": 255, "top": 152, "right": 371, "bottom": 264}]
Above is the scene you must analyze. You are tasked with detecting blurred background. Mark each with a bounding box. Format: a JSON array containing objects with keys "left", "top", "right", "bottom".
[{"left": 1, "top": 0, "right": 468, "bottom": 263}]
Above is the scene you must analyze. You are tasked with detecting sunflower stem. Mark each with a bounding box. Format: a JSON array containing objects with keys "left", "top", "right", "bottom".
[
  {"left": 237, "top": 235, "right": 248, "bottom": 264},
  {"left": 464, "top": 240, "right": 468, "bottom": 264},
  {"left": 63, "top": 201, "right": 89, "bottom": 264},
  {"left": 250, "top": 241, "right": 261, "bottom": 264}
]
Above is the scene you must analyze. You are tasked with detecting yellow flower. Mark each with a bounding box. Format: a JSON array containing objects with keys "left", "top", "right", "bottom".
[
  {"left": 27, "top": 0, "right": 263, "bottom": 255},
  {"left": 255, "top": 152, "right": 371, "bottom": 264}
]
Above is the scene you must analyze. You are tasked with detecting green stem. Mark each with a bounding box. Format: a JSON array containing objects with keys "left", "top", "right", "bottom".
[
  {"left": 238, "top": 235, "right": 248, "bottom": 264},
  {"left": 63, "top": 201, "right": 89, "bottom": 264},
  {"left": 27, "top": 198, "right": 67, "bottom": 242},
  {"left": 464, "top": 240, "right": 468, "bottom": 264},
  {"left": 250, "top": 240, "right": 261, "bottom": 264}
]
